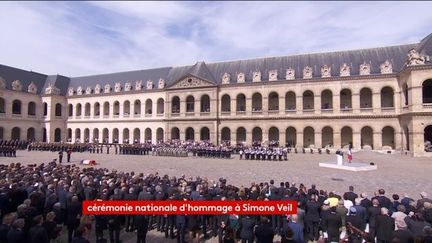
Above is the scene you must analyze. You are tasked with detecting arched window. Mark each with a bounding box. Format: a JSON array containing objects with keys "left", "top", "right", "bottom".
[
  {"left": 321, "top": 90, "right": 333, "bottom": 110},
  {"left": 221, "top": 94, "right": 231, "bottom": 112},
  {"left": 145, "top": 99, "right": 152, "bottom": 115},
  {"left": 11, "top": 127, "right": 21, "bottom": 140},
  {"left": 340, "top": 89, "right": 352, "bottom": 109},
  {"left": 186, "top": 96, "right": 195, "bottom": 112},
  {"left": 123, "top": 128, "right": 130, "bottom": 143},
  {"left": 360, "top": 88, "right": 372, "bottom": 108},
  {"left": 185, "top": 127, "right": 194, "bottom": 141},
  {"left": 236, "top": 127, "right": 246, "bottom": 143},
  {"left": 43, "top": 102, "right": 48, "bottom": 116},
  {"left": 172, "top": 96, "right": 180, "bottom": 114},
  {"left": 0, "top": 98, "right": 5, "bottom": 114},
  {"left": 68, "top": 104, "right": 72, "bottom": 117},
  {"left": 113, "top": 101, "right": 120, "bottom": 116},
  {"left": 422, "top": 79, "right": 432, "bottom": 104},
  {"left": 361, "top": 126, "right": 373, "bottom": 149},
  {"left": 303, "top": 91, "right": 314, "bottom": 110},
  {"left": 134, "top": 100, "right": 141, "bottom": 116},
  {"left": 93, "top": 128, "right": 99, "bottom": 143},
  {"left": 382, "top": 126, "right": 395, "bottom": 149},
  {"left": 12, "top": 100, "right": 22, "bottom": 114},
  {"left": 425, "top": 125, "right": 432, "bottom": 152},
  {"left": 200, "top": 127, "right": 210, "bottom": 141},
  {"left": 94, "top": 102, "right": 100, "bottom": 117},
  {"left": 145, "top": 128, "right": 152, "bottom": 142},
  {"left": 76, "top": 103, "right": 82, "bottom": 117},
  {"left": 171, "top": 127, "right": 180, "bottom": 140},
  {"left": 286, "top": 127, "right": 296, "bottom": 147},
  {"left": 84, "top": 103, "right": 91, "bottom": 117},
  {"left": 268, "top": 127, "right": 279, "bottom": 142},
  {"left": 252, "top": 93, "right": 262, "bottom": 112},
  {"left": 200, "top": 95, "right": 210, "bottom": 112},
  {"left": 285, "top": 91, "right": 296, "bottom": 111},
  {"left": 268, "top": 92, "right": 279, "bottom": 111},
  {"left": 236, "top": 94, "right": 246, "bottom": 112},
  {"left": 123, "top": 100, "right": 130, "bottom": 116},
  {"left": 252, "top": 127, "right": 262, "bottom": 142},
  {"left": 303, "top": 127, "right": 315, "bottom": 148},
  {"left": 27, "top": 127, "right": 35, "bottom": 141},
  {"left": 103, "top": 102, "right": 110, "bottom": 116},
  {"left": 133, "top": 128, "right": 140, "bottom": 143},
  {"left": 157, "top": 98, "right": 164, "bottom": 114},
  {"left": 27, "top": 102, "right": 36, "bottom": 116},
  {"left": 341, "top": 126, "right": 353, "bottom": 148},
  {"left": 55, "top": 103, "right": 62, "bottom": 117},
  {"left": 380, "top": 87, "right": 394, "bottom": 108},
  {"left": 156, "top": 128, "right": 164, "bottom": 142},
  {"left": 54, "top": 128, "right": 61, "bottom": 142},
  {"left": 221, "top": 127, "right": 231, "bottom": 142}
]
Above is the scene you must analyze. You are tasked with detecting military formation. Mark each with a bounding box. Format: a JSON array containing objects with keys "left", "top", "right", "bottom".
[
  {"left": 239, "top": 147, "right": 289, "bottom": 161},
  {"left": 154, "top": 146, "right": 189, "bottom": 157},
  {"left": 28, "top": 142, "right": 91, "bottom": 152},
  {"left": 191, "top": 146, "right": 232, "bottom": 159},
  {"left": 0, "top": 140, "right": 29, "bottom": 157}
]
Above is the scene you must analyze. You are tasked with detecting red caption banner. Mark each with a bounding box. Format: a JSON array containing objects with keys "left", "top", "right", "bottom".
[{"left": 83, "top": 201, "right": 297, "bottom": 215}]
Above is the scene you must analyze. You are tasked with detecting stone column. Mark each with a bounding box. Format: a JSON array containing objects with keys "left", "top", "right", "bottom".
[
  {"left": 352, "top": 131, "right": 361, "bottom": 150},
  {"left": 246, "top": 130, "right": 253, "bottom": 145},
  {"left": 334, "top": 94, "right": 340, "bottom": 113},
  {"left": 262, "top": 97, "right": 268, "bottom": 116},
  {"left": 296, "top": 132, "right": 304, "bottom": 148},
  {"left": 246, "top": 97, "right": 252, "bottom": 116},
  {"left": 372, "top": 92, "right": 381, "bottom": 113},
  {"left": 279, "top": 95, "right": 285, "bottom": 115},
  {"left": 334, "top": 131, "right": 341, "bottom": 149},
  {"left": 314, "top": 95, "right": 321, "bottom": 115},
  {"left": 262, "top": 130, "right": 269, "bottom": 146},
  {"left": 230, "top": 130, "right": 237, "bottom": 146},
  {"left": 119, "top": 103, "right": 124, "bottom": 118},
  {"left": 315, "top": 132, "right": 322, "bottom": 148},
  {"left": 279, "top": 131, "right": 286, "bottom": 147},
  {"left": 230, "top": 98, "right": 236, "bottom": 116},
  {"left": 373, "top": 132, "right": 382, "bottom": 150},
  {"left": 394, "top": 130, "right": 402, "bottom": 151},
  {"left": 352, "top": 93, "right": 360, "bottom": 114},
  {"left": 296, "top": 95, "right": 303, "bottom": 115}
]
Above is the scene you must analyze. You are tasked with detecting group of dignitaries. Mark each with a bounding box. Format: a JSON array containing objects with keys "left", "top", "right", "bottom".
[{"left": 0, "top": 159, "right": 431, "bottom": 243}]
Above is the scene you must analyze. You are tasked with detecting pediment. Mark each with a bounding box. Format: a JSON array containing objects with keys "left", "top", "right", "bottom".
[{"left": 168, "top": 75, "right": 215, "bottom": 89}]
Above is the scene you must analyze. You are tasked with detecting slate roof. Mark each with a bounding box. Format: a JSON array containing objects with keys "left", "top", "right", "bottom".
[{"left": 1, "top": 33, "right": 431, "bottom": 95}]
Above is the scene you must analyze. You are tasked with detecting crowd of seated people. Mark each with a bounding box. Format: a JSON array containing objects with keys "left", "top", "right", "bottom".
[{"left": 0, "top": 160, "right": 430, "bottom": 243}]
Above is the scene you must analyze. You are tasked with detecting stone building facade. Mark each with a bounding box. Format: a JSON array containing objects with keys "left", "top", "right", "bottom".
[{"left": 1, "top": 33, "right": 432, "bottom": 156}]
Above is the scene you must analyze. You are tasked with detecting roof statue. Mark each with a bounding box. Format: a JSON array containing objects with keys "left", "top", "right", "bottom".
[
  {"left": 104, "top": 84, "right": 111, "bottom": 93},
  {"left": 0, "top": 77, "right": 5, "bottom": 89},
  {"left": 286, "top": 68, "right": 295, "bottom": 80},
  {"left": 11, "top": 80, "right": 22, "bottom": 91},
  {"left": 124, "top": 82, "right": 132, "bottom": 91},
  {"left": 237, "top": 73, "right": 245, "bottom": 83},
  {"left": 269, "top": 70, "right": 278, "bottom": 81},
  {"left": 340, "top": 63, "right": 350, "bottom": 77},
  {"left": 222, "top": 73, "right": 230, "bottom": 84},
  {"left": 303, "top": 66, "right": 313, "bottom": 79},
  {"left": 252, "top": 71, "right": 261, "bottom": 82},
  {"left": 321, "top": 65, "right": 331, "bottom": 78},
  {"left": 406, "top": 49, "right": 426, "bottom": 66},
  {"left": 94, "top": 84, "right": 101, "bottom": 94},
  {"left": 135, "top": 80, "right": 143, "bottom": 90},
  {"left": 158, "top": 79, "right": 165, "bottom": 89},
  {"left": 360, "top": 62, "right": 371, "bottom": 75},
  {"left": 146, "top": 80, "right": 153, "bottom": 90},
  {"left": 45, "top": 83, "right": 60, "bottom": 95},
  {"left": 28, "top": 82, "right": 38, "bottom": 94},
  {"left": 380, "top": 60, "right": 393, "bottom": 74}
]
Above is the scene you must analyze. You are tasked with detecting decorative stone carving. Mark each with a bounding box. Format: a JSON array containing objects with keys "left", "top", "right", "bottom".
[
  {"left": 303, "top": 66, "right": 313, "bottom": 79},
  {"left": 406, "top": 49, "right": 425, "bottom": 66},
  {"left": 45, "top": 83, "right": 60, "bottom": 95},
  {"left": 85, "top": 86, "right": 92, "bottom": 95},
  {"left": 171, "top": 76, "right": 212, "bottom": 88},
  {"left": 252, "top": 71, "right": 261, "bottom": 82},
  {"left": 340, "top": 63, "right": 350, "bottom": 77},
  {"left": 237, "top": 73, "right": 245, "bottom": 83},
  {"left": 146, "top": 80, "right": 153, "bottom": 90},
  {"left": 321, "top": 65, "right": 331, "bottom": 78},
  {"left": 380, "top": 60, "right": 392, "bottom": 74},
  {"left": 104, "top": 84, "right": 111, "bottom": 93},
  {"left": 0, "top": 77, "right": 5, "bottom": 89},
  {"left": 27, "top": 82, "right": 37, "bottom": 94},
  {"left": 286, "top": 68, "right": 295, "bottom": 80},
  {"left": 94, "top": 84, "right": 101, "bottom": 94},
  {"left": 11, "top": 80, "right": 22, "bottom": 91},
  {"left": 114, "top": 82, "right": 122, "bottom": 92},
  {"left": 68, "top": 88, "right": 74, "bottom": 96},
  {"left": 124, "top": 82, "right": 132, "bottom": 91},
  {"left": 359, "top": 62, "right": 370, "bottom": 75},
  {"left": 158, "top": 79, "right": 165, "bottom": 89},
  {"left": 135, "top": 80, "right": 143, "bottom": 90},
  {"left": 269, "top": 70, "right": 278, "bottom": 81},
  {"left": 76, "top": 86, "right": 83, "bottom": 95},
  {"left": 222, "top": 73, "right": 230, "bottom": 84}
]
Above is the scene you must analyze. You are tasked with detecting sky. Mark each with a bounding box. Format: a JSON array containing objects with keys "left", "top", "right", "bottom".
[{"left": 0, "top": 1, "right": 431, "bottom": 77}]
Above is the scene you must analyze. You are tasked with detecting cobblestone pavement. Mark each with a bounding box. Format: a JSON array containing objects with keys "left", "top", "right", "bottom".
[{"left": 1, "top": 150, "right": 431, "bottom": 242}]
